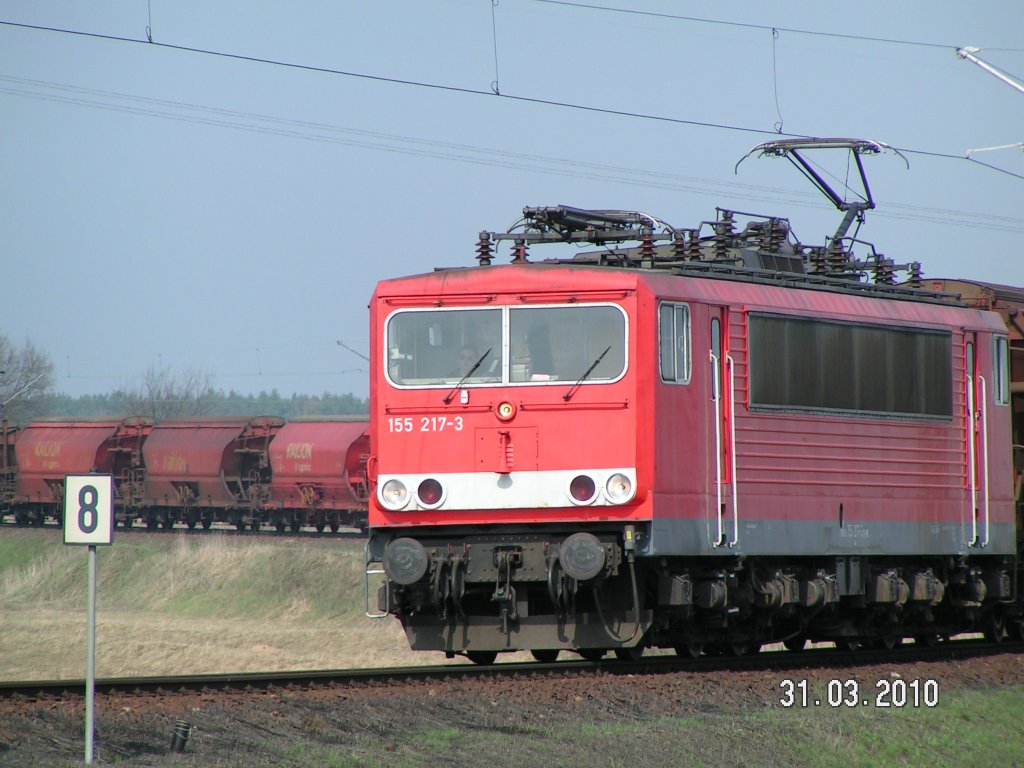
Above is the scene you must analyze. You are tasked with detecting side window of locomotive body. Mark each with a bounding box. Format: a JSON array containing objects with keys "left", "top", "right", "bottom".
[
  {"left": 659, "top": 303, "right": 691, "bottom": 384},
  {"left": 508, "top": 304, "right": 626, "bottom": 384},
  {"left": 993, "top": 336, "right": 1010, "bottom": 406},
  {"left": 385, "top": 308, "right": 503, "bottom": 387},
  {"left": 748, "top": 314, "right": 953, "bottom": 418}
]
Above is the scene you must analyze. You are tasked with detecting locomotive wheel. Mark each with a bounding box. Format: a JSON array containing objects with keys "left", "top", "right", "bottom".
[
  {"left": 146, "top": 519, "right": 158, "bottom": 531},
  {"left": 234, "top": 520, "right": 246, "bottom": 532},
  {"left": 614, "top": 646, "right": 644, "bottom": 661},
  {"left": 315, "top": 522, "right": 326, "bottom": 533},
  {"left": 201, "top": 519, "right": 212, "bottom": 530},
  {"left": 913, "top": 633, "right": 939, "bottom": 648},
  {"left": 275, "top": 522, "right": 286, "bottom": 533},
  {"left": 727, "top": 642, "right": 759, "bottom": 657},
  {"left": 877, "top": 635, "right": 902, "bottom": 651},
  {"left": 466, "top": 651, "right": 497, "bottom": 666},
  {"left": 836, "top": 638, "right": 863, "bottom": 652},
  {"left": 674, "top": 642, "right": 703, "bottom": 659},
  {"left": 329, "top": 522, "right": 340, "bottom": 533},
  {"left": 577, "top": 648, "right": 605, "bottom": 662},
  {"left": 531, "top": 649, "right": 559, "bottom": 663},
  {"left": 783, "top": 636, "right": 807, "bottom": 652},
  {"left": 250, "top": 521, "right": 261, "bottom": 532},
  {"left": 290, "top": 520, "right": 301, "bottom": 533},
  {"left": 982, "top": 613, "right": 1006, "bottom": 644},
  {"left": 1007, "top": 619, "right": 1024, "bottom": 642}
]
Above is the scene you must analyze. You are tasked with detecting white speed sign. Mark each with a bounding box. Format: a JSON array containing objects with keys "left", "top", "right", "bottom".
[{"left": 63, "top": 475, "right": 114, "bottom": 546}]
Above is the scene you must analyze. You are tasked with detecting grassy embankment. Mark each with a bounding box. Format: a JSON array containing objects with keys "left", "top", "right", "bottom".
[{"left": 0, "top": 529, "right": 423, "bottom": 681}]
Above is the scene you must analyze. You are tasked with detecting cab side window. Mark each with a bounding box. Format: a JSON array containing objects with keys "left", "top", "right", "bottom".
[{"left": 659, "top": 303, "right": 691, "bottom": 384}]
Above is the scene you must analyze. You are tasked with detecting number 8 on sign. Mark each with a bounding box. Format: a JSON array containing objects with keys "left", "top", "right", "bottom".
[{"left": 64, "top": 475, "right": 114, "bottom": 546}]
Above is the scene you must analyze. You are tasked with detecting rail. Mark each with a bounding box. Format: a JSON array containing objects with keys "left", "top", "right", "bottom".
[{"left": 3, "top": 636, "right": 1020, "bottom": 702}]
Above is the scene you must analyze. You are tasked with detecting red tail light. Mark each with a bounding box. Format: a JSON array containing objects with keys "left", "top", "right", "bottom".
[
  {"left": 569, "top": 475, "right": 596, "bottom": 503},
  {"left": 417, "top": 478, "right": 444, "bottom": 507}
]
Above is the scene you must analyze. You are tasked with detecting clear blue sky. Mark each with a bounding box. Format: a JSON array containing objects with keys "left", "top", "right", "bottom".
[{"left": 3, "top": 1, "right": 1022, "bottom": 399}]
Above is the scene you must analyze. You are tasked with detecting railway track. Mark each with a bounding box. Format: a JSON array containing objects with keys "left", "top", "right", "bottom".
[{"left": 3, "top": 637, "right": 1019, "bottom": 704}]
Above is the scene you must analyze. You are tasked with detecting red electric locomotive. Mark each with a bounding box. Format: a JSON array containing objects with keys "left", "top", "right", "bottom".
[{"left": 366, "top": 148, "right": 1021, "bottom": 663}]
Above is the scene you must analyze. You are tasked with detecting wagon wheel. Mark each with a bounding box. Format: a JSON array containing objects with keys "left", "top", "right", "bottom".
[
  {"left": 531, "top": 649, "right": 559, "bottom": 663},
  {"left": 186, "top": 520, "right": 197, "bottom": 530},
  {"left": 466, "top": 651, "right": 497, "bottom": 666},
  {"left": 275, "top": 522, "right": 286, "bottom": 533},
  {"left": 315, "top": 522, "right": 326, "bottom": 533},
  {"left": 329, "top": 522, "right": 340, "bottom": 533},
  {"left": 577, "top": 648, "right": 605, "bottom": 662},
  {"left": 290, "top": 520, "right": 301, "bottom": 533},
  {"left": 835, "top": 638, "right": 863, "bottom": 652},
  {"left": 201, "top": 518, "right": 212, "bottom": 530}
]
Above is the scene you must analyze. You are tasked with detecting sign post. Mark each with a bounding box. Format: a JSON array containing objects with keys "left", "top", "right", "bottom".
[{"left": 63, "top": 474, "right": 114, "bottom": 766}]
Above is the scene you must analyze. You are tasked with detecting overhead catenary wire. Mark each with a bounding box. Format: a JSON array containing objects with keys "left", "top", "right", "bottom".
[
  {"left": 525, "top": 0, "right": 1024, "bottom": 52},
  {"left": 1, "top": 16, "right": 1020, "bottom": 178}
]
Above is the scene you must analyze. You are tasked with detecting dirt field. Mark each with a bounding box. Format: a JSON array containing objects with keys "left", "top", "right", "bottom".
[{"left": 2, "top": 651, "right": 1024, "bottom": 767}]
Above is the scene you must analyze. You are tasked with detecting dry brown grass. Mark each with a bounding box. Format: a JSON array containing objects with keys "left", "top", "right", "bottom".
[
  {"left": 0, "top": 529, "right": 540, "bottom": 682},
  {"left": 0, "top": 608, "right": 427, "bottom": 681}
]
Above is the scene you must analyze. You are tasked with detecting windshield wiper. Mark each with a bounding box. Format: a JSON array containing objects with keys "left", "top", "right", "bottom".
[
  {"left": 443, "top": 348, "right": 492, "bottom": 404},
  {"left": 563, "top": 346, "right": 611, "bottom": 401}
]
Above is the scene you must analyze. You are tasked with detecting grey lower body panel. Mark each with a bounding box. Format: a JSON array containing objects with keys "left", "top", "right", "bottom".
[{"left": 644, "top": 517, "right": 1017, "bottom": 558}]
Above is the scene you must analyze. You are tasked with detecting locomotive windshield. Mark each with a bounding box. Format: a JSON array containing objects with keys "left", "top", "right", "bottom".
[{"left": 385, "top": 304, "right": 627, "bottom": 388}]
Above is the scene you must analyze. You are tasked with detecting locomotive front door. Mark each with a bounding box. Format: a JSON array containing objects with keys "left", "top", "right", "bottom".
[{"left": 708, "top": 307, "right": 738, "bottom": 548}]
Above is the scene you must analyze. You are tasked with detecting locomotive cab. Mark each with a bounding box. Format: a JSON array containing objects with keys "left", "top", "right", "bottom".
[{"left": 367, "top": 265, "right": 654, "bottom": 658}]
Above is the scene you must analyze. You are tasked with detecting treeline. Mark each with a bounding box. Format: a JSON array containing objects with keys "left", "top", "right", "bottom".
[{"left": 24, "top": 389, "right": 369, "bottom": 422}]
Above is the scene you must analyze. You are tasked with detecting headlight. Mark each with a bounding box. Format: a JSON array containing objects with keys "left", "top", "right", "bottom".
[
  {"left": 380, "top": 479, "right": 409, "bottom": 510},
  {"left": 604, "top": 473, "right": 634, "bottom": 504}
]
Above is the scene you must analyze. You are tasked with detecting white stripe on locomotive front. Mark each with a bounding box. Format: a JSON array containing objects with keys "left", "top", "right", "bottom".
[{"left": 377, "top": 468, "right": 637, "bottom": 511}]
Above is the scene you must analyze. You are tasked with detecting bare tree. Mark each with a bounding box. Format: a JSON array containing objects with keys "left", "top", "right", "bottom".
[
  {"left": 0, "top": 335, "right": 55, "bottom": 425},
  {"left": 121, "top": 364, "right": 214, "bottom": 421}
]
